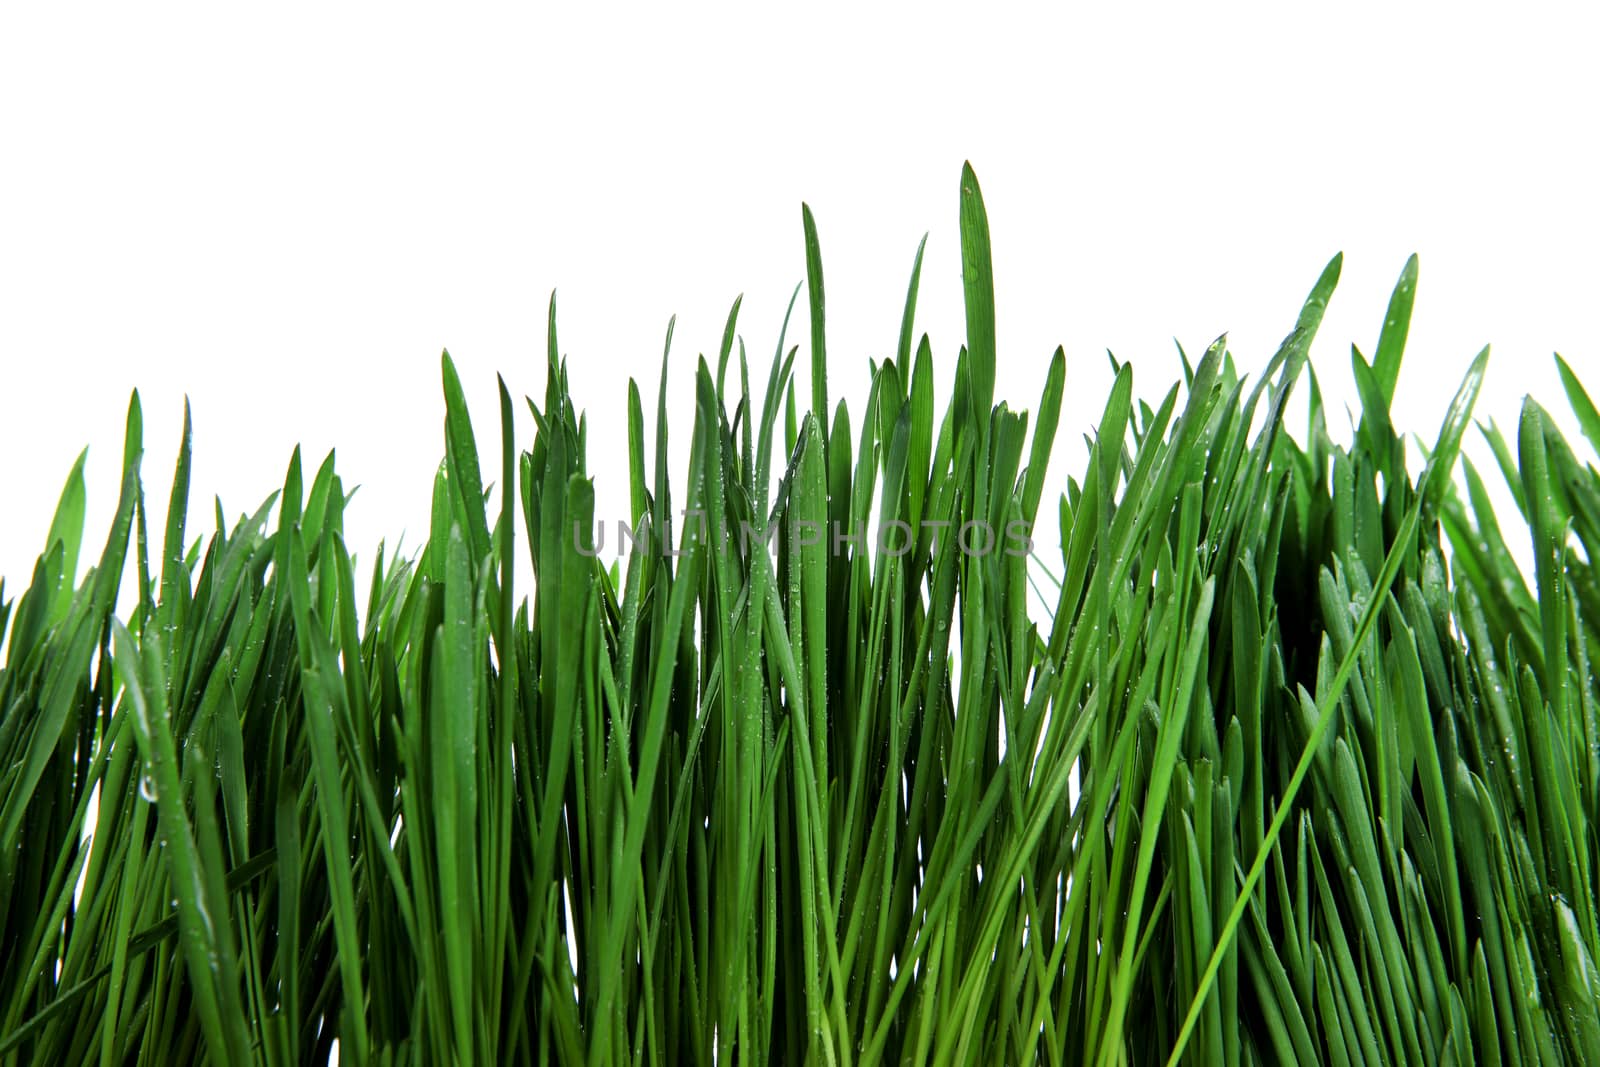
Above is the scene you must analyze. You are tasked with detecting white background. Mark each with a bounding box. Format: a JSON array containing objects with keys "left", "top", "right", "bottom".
[{"left": 3, "top": 4, "right": 1597, "bottom": 599}]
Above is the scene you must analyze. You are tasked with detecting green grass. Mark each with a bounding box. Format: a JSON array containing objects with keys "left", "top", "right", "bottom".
[{"left": 2, "top": 162, "right": 1598, "bottom": 1064}]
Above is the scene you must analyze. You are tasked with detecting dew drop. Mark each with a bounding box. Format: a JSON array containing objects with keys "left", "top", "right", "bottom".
[{"left": 139, "top": 774, "right": 158, "bottom": 802}]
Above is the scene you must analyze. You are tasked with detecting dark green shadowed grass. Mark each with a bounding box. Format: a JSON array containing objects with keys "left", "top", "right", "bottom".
[{"left": 1, "top": 165, "right": 1598, "bottom": 1064}]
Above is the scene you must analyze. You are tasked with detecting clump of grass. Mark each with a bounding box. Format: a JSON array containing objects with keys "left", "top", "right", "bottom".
[{"left": 2, "top": 163, "right": 1597, "bottom": 1064}]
